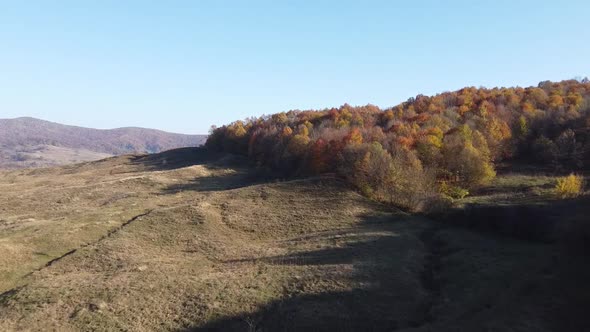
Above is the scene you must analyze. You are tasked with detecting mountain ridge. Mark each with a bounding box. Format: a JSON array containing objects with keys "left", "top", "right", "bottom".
[{"left": 0, "top": 117, "right": 207, "bottom": 169}]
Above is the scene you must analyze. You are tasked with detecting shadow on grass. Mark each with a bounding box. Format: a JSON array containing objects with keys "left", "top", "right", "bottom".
[
  {"left": 474, "top": 181, "right": 554, "bottom": 196},
  {"left": 176, "top": 212, "right": 437, "bottom": 332},
  {"left": 434, "top": 194, "right": 590, "bottom": 243},
  {"left": 128, "top": 147, "right": 245, "bottom": 172},
  {"left": 127, "top": 146, "right": 283, "bottom": 193},
  {"left": 127, "top": 147, "right": 209, "bottom": 171},
  {"left": 191, "top": 289, "right": 403, "bottom": 332},
  {"left": 160, "top": 171, "right": 265, "bottom": 193},
  {"left": 183, "top": 206, "right": 590, "bottom": 332}
]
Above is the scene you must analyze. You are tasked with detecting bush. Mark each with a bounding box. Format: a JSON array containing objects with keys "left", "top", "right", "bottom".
[
  {"left": 555, "top": 174, "right": 584, "bottom": 198},
  {"left": 439, "top": 181, "right": 469, "bottom": 199}
]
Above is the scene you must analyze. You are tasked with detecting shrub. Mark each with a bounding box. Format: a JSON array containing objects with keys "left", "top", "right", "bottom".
[
  {"left": 439, "top": 181, "right": 469, "bottom": 199},
  {"left": 555, "top": 174, "right": 584, "bottom": 198}
]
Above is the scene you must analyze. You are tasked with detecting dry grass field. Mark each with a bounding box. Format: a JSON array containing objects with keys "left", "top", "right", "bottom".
[
  {"left": 0, "top": 148, "right": 587, "bottom": 331},
  {"left": 0, "top": 144, "right": 113, "bottom": 169}
]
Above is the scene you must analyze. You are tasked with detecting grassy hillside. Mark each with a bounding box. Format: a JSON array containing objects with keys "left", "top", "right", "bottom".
[
  {"left": 0, "top": 148, "right": 587, "bottom": 331},
  {"left": 0, "top": 117, "right": 206, "bottom": 169}
]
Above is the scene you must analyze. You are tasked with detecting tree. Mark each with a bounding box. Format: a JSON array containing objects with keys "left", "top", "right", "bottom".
[
  {"left": 555, "top": 129, "right": 582, "bottom": 168},
  {"left": 442, "top": 127, "right": 495, "bottom": 187},
  {"left": 517, "top": 116, "right": 529, "bottom": 138},
  {"left": 272, "top": 112, "right": 288, "bottom": 124},
  {"left": 532, "top": 136, "right": 558, "bottom": 165},
  {"left": 484, "top": 117, "right": 512, "bottom": 159},
  {"left": 416, "top": 127, "right": 443, "bottom": 166},
  {"left": 549, "top": 93, "right": 565, "bottom": 109},
  {"left": 566, "top": 92, "right": 583, "bottom": 109},
  {"left": 343, "top": 127, "right": 363, "bottom": 145},
  {"left": 308, "top": 139, "right": 329, "bottom": 174},
  {"left": 281, "top": 126, "right": 293, "bottom": 137},
  {"left": 286, "top": 134, "right": 310, "bottom": 158}
]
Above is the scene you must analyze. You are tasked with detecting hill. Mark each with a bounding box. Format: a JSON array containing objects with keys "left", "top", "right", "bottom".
[
  {"left": 207, "top": 79, "right": 590, "bottom": 211},
  {"left": 0, "top": 117, "right": 206, "bottom": 168},
  {"left": 0, "top": 147, "right": 588, "bottom": 331}
]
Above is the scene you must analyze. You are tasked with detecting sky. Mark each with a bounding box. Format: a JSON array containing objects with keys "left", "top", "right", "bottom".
[{"left": 1, "top": 1, "right": 589, "bottom": 134}]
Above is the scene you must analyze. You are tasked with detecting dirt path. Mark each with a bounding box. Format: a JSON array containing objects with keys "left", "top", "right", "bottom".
[{"left": 414, "top": 226, "right": 443, "bottom": 327}]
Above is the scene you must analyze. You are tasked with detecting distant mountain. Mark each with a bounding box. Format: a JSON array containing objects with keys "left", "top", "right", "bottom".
[{"left": 0, "top": 117, "right": 206, "bottom": 169}]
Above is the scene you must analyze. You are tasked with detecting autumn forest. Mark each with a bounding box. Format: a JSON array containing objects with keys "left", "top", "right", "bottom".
[{"left": 207, "top": 79, "right": 590, "bottom": 211}]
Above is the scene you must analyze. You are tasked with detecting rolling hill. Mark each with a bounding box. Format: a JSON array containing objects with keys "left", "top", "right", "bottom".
[
  {"left": 0, "top": 117, "right": 206, "bottom": 169},
  {"left": 0, "top": 147, "right": 587, "bottom": 331}
]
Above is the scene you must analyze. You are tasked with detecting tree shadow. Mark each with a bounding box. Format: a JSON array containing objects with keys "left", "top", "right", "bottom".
[
  {"left": 181, "top": 215, "right": 432, "bottom": 332},
  {"left": 434, "top": 194, "right": 590, "bottom": 243},
  {"left": 127, "top": 147, "right": 248, "bottom": 172},
  {"left": 126, "top": 146, "right": 283, "bottom": 193},
  {"left": 177, "top": 197, "right": 590, "bottom": 331},
  {"left": 159, "top": 171, "right": 265, "bottom": 193},
  {"left": 192, "top": 290, "right": 403, "bottom": 332},
  {"left": 127, "top": 147, "right": 211, "bottom": 171}
]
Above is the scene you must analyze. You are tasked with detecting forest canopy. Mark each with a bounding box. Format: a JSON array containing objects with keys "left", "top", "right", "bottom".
[{"left": 206, "top": 79, "right": 590, "bottom": 211}]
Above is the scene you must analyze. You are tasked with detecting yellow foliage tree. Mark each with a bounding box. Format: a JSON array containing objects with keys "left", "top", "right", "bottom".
[
  {"left": 287, "top": 134, "right": 310, "bottom": 157},
  {"left": 281, "top": 126, "right": 293, "bottom": 137},
  {"left": 443, "top": 127, "right": 496, "bottom": 188},
  {"left": 555, "top": 174, "right": 583, "bottom": 198}
]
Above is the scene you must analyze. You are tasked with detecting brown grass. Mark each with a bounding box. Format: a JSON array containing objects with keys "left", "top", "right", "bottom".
[{"left": 0, "top": 148, "right": 588, "bottom": 331}]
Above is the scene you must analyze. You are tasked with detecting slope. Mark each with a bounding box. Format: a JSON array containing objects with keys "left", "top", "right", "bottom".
[{"left": 0, "top": 148, "right": 587, "bottom": 331}]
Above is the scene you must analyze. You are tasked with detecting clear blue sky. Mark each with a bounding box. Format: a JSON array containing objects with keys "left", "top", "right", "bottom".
[{"left": 1, "top": 1, "right": 589, "bottom": 134}]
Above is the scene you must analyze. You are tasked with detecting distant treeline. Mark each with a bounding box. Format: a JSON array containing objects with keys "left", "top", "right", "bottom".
[{"left": 206, "top": 79, "right": 590, "bottom": 210}]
